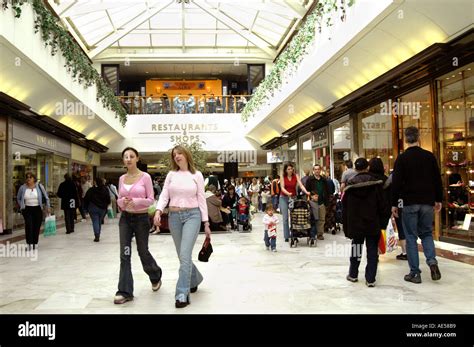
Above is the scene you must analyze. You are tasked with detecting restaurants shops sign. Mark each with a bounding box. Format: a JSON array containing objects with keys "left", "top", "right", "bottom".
[{"left": 125, "top": 114, "right": 255, "bottom": 152}]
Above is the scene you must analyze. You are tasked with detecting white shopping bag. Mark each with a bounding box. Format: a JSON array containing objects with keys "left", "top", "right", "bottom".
[{"left": 385, "top": 217, "right": 398, "bottom": 253}]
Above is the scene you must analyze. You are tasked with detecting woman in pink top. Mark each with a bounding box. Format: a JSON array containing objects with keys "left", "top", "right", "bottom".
[
  {"left": 154, "top": 145, "right": 211, "bottom": 308},
  {"left": 113, "top": 147, "right": 163, "bottom": 305}
]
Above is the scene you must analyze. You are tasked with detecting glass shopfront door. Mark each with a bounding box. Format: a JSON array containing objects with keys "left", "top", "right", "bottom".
[{"left": 330, "top": 118, "right": 352, "bottom": 182}]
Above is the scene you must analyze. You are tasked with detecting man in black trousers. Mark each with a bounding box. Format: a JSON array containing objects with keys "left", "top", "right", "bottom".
[{"left": 57, "top": 174, "right": 80, "bottom": 234}]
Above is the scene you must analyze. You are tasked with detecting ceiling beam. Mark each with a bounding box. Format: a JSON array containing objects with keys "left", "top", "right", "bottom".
[
  {"left": 192, "top": 0, "right": 276, "bottom": 57},
  {"left": 282, "top": 0, "right": 308, "bottom": 18},
  {"left": 88, "top": 1, "right": 175, "bottom": 59}
]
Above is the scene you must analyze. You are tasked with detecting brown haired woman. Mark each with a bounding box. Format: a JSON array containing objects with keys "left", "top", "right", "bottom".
[
  {"left": 154, "top": 145, "right": 211, "bottom": 308},
  {"left": 114, "top": 147, "right": 163, "bottom": 304}
]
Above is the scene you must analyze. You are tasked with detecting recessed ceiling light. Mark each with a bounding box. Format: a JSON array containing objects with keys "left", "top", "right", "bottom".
[
  {"left": 145, "top": 71, "right": 149, "bottom": 74},
  {"left": 451, "top": 75, "right": 455, "bottom": 78}
]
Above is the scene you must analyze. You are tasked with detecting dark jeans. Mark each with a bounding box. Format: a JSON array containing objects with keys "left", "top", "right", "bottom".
[
  {"left": 88, "top": 203, "right": 106, "bottom": 236},
  {"left": 263, "top": 230, "right": 276, "bottom": 250},
  {"left": 116, "top": 212, "right": 162, "bottom": 298},
  {"left": 22, "top": 206, "right": 43, "bottom": 246},
  {"left": 79, "top": 198, "right": 87, "bottom": 219},
  {"left": 349, "top": 234, "right": 379, "bottom": 283},
  {"left": 310, "top": 223, "right": 317, "bottom": 239},
  {"left": 394, "top": 208, "right": 405, "bottom": 240},
  {"left": 223, "top": 211, "right": 235, "bottom": 229},
  {"left": 63, "top": 208, "right": 76, "bottom": 233}
]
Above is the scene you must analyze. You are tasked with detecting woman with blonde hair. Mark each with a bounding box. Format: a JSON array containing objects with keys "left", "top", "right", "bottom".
[{"left": 154, "top": 145, "right": 211, "bottom": 308}]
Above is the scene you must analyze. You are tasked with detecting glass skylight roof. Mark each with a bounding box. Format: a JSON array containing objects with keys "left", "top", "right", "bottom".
[{"left": 48, "top": 0, "right": 313, "bottom": 61}]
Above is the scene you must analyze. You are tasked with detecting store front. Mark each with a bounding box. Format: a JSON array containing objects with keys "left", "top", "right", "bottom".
[
  {"left": 0, "top": 115, "right": 6, "bottom": 234},
  {"left": 437, "top": 62, "right": 473, "bottom": 244},
  {"left": 71, "top": 143, "right": 100, "bottom": 182},
  {"left": 298, "top": 133, "right": 313, "bottom": 175},
  {"left": 311, "top": 127, "right": 330, "bottom": 175},
  {"left": 11, "top": 120, "right": 71, "bottom": 230},
  {"left": 330, "top": 117, "right": 353, "bottom": 182}
]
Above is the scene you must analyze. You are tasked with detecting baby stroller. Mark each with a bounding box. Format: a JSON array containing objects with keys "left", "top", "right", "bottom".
[
  {"left": 289, "top": 197, "right": 312, "bottom": 247},
  {"left": 235, "top": 197, "right": 252, "bottom": 232}
]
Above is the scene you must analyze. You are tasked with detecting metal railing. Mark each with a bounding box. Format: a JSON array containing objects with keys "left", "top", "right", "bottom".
[{"left": 118, "top": 94, "right": 252, "bottom": 114}]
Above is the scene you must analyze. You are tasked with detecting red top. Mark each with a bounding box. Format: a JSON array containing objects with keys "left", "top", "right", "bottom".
[
  {"left": 238, "top": 204, "right": 247, "bottom": 214},
  {"left": 283, "top": 175, "right": 297, "bottom": 196}
]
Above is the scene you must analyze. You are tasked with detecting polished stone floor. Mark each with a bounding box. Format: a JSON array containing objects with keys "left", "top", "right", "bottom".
[{"left": 0, "top": 212, "right": 472, "bottom": 314}]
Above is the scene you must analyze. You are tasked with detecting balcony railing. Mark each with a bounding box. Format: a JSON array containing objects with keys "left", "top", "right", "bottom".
[{"left": 118, "top": 94, "right": 252, "bottom": 114}]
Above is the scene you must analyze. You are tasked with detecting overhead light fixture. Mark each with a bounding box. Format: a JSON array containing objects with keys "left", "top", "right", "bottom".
[{"left": 281, "top": 134, "right": 289, "bottom": 138}]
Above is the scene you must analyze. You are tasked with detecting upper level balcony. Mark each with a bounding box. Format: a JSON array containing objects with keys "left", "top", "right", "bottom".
[{"left": 118, "top": 94, "right": 251, "bottom": 115}]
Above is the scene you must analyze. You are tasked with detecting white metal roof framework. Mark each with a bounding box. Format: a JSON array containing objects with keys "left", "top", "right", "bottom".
[{"left": 48, "top": 0, "right": 314, "bottom": 63}]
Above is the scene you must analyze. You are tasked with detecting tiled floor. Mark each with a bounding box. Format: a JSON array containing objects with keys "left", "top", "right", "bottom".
[{"left": 0, "top": 213, "right": 472, "bottom": 314}]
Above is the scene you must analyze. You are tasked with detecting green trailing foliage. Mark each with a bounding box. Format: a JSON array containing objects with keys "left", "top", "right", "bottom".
[
  {"left": 1, "top": 0, "right": 127, "bottom": 126},
  {"left": 241, "top": 0, "right": 355, "bottom": 122}
]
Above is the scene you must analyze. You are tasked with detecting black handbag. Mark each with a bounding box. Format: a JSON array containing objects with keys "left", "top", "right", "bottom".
[{"left": 198, "top": 237, "right": 213, "bottom": 262}]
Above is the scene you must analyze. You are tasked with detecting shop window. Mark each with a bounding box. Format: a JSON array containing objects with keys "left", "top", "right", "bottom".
[
  {"left": 358, "top": 105, "right": 393, "bottom": 173},
  {"left": 12, "top": 144, "right": 37, "bottom": 230},
  {"left": 331, "top": 120, "right": 351, "bottom": 181},
  {"left": 397, "top": 85, "right": 433, "bottom": 153},
  {"left": 437, "top": 63, "right": 474, "bottom": 243},
  {"left": 300, "top": 134, "right": 313, "bottom": 175}
]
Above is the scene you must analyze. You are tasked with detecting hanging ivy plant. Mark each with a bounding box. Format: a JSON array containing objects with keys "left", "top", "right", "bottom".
[
  {"left": 241, "top": 0, "right": 355, "bottom": 122},
  {"left": 2, "top": 0, "right": 127, "bottom": 126}
]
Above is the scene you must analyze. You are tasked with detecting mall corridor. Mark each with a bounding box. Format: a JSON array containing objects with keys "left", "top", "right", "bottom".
[{"left": 0, "top": 213, "right": 472, "bottom": 314}]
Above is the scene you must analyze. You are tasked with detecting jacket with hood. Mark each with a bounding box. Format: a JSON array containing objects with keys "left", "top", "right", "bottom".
[{"left": 342, "top": 172, "right": 386, "bottom": 239}]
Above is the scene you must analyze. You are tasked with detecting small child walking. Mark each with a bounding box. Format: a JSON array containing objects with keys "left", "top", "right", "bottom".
[{"left": 263, "top": 205, "right": 279, "bottom": 252}]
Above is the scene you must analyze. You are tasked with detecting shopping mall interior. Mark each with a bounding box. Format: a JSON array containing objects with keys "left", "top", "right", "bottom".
[{"left": 0, "top": 0, "right": 472, "bottom": 339}]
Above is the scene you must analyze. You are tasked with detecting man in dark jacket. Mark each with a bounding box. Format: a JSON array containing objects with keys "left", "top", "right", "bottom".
[
  {"left": 391, "top": 126, "right": 442, "bottom": 284},
  {"left": 305, "top": 164, "right": 330, "bottom": 240},
  {"left": 342, "top": 158, "right": 385, "bottom": 287},
  {"left": 57, "top": 174, "right": 80, "bottom": 234}
]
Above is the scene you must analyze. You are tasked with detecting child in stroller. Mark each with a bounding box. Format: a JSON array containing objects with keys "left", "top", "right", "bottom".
[
  {"left": 236, "top": 196, "right": 252, "bottom": 232},
  {"left": 289, "top": 197, "right": 312, "bottom": 247}
]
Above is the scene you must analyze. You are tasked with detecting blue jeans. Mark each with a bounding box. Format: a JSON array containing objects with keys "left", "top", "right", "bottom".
[
  {"left": 88, "top": 203, "right": 106, "bottom": 236},
  {"left": 272, "top": 195, "right": 279, "bottom": 210},
  {"left": 402, "top": 204, "right": 438, "bottom": 275},
  {"left": 279, "top": 195, "right": 290, "bottom": 240},
  {"left": 116, "top": 212, "right": 162, "bottom": 298},
  {"left": 264, "top": 230, "right": 276, "bottom": 250},
  {"left": 168, "top": 208, "right": 204, "bottom": 302}
]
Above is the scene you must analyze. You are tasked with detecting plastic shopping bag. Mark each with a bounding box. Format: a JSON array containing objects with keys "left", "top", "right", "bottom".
[
  {"left": 385, "top": 217, "right": 398, "bottom": 253},
  {"left": 107, "top": 205, "right": 116, "bottom": 219},
  {"left": 44, "top": 215, "right": 57, "bottom": 237}
]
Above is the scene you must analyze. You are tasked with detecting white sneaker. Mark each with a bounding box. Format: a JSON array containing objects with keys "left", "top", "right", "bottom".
[{"left": 272, "top": 249, "right": 277, "bottom": 252}]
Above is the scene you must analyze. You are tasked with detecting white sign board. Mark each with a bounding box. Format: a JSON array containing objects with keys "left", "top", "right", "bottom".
[{"left": 125, "top": 114, "right": 255, "bottom": 152}]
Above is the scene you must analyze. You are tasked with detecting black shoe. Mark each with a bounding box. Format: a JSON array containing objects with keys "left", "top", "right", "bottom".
[
  {"left": 175, "top": 296, "right": 190, "bottom": 308},
  {"left": 346, "top": 275, "right": 358, "bottom": 283},
  {"left": 430, "top": 264, "right": 441, "bottom": 281},
  {"left": 191, "top": 286, "right": 198, "bottom": 293},
  {"left": 285, "top": 238, "right": 289, "bottom": 242},
  {"left": 310, "top": 239, "right": 315, "bottom": 246},
  {"left": 290, "top": 239, "right": 294, "bottom": 247},
  {"left": 66, "top": 231, "right": 73, "bottom": 234},
  {"left": 404, "top": 272, "right": 422, "bottom": 284},
  {"left": 396, "top": 253, "right": 408, "bottom": 260},
  {"left": 94, "top": 235, "right": 100, "bottom": 242}
]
